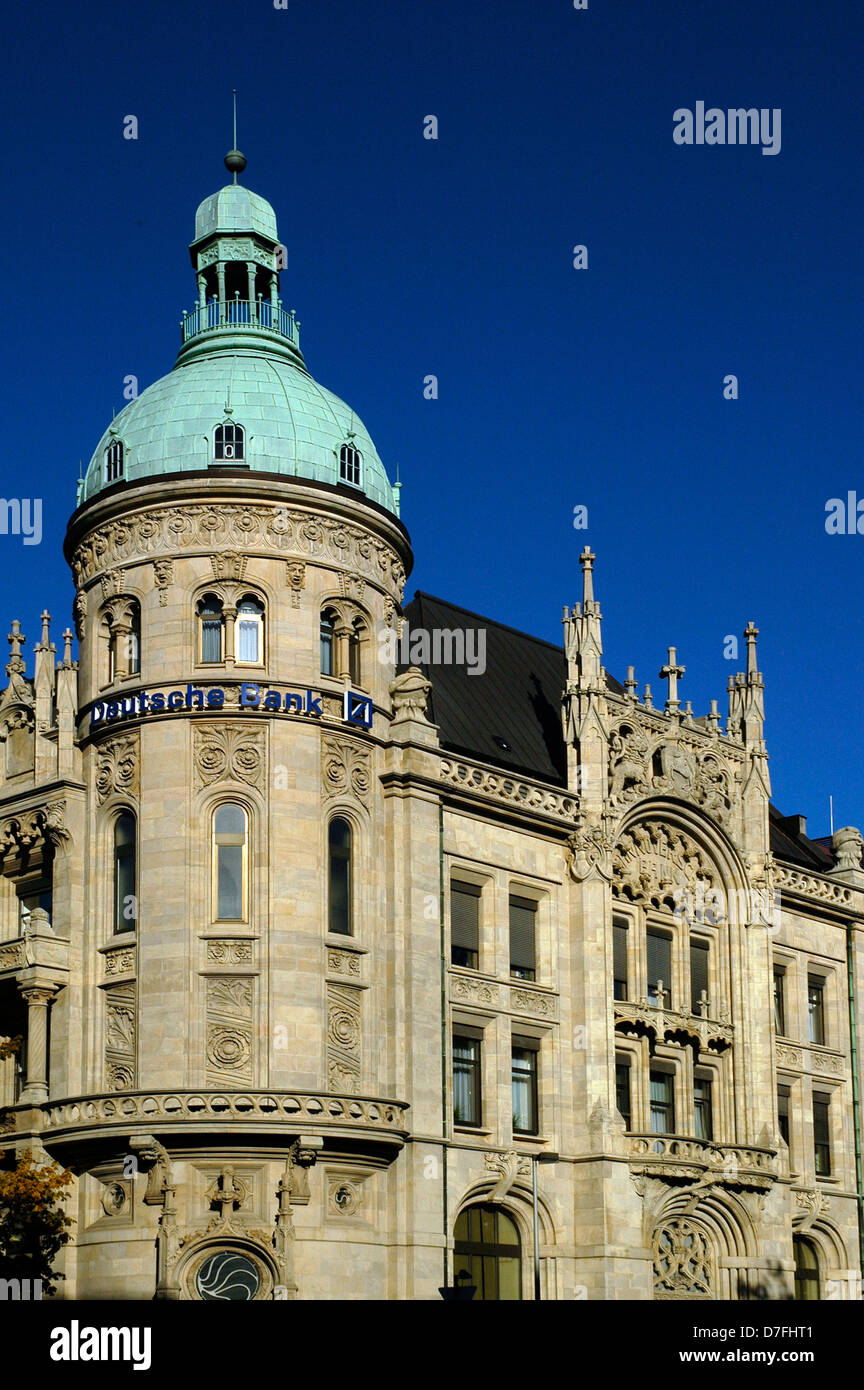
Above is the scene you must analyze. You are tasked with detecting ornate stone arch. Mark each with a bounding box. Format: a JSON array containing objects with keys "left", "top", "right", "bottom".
[
  {"left": 453, "top": 1159, "right": 559, "bottom": 1298},
  {"left": 643, "top": 1178, "right": 760, "bottom": 1300}
]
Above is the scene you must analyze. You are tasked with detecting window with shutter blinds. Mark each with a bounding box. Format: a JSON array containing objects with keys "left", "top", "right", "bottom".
[
  {"left": 647, "top": 929, "right": 672, "bottom": 1007},
  {"left": 451, "top": 881, "right": 481, "bottom": 968},
  {"left": 690, "top": 939, "right": 710, "bottom": 1013},
  {"left": 613, "top": 917, "right": 629, "bottom": 1000},
  {"left": 509, "top": 895, "right": 536, "bottom": 981}
]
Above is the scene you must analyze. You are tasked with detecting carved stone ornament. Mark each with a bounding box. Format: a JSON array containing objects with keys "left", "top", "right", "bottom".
[
  {"left": 153, "top": 558, "right": 174, "bottom": 606},
  {"left": 566, "top": 816, "right": 615, "bottom": 882},
  {"left": 328, "top": 1178, "right": 364, "bottom": 1216},
  {"left": 653, "top": 1218, "right": 712, "bottom": 1298},
  {"left": 389, "top": 666, "right": 432, "bottom": 724},
  {"left": 832, "top": 825, "right": 864, "bottom": 872},
  {"left": 71, "top": 504, "right": 407, "bottom": 602},
  {"left": 206, "top": 976, "right": 254, "bottom": 1084},
  {"left": 105, "top": 982, "right": 136, "bottom": 1091},
  {"left": 286, "top": 561, "right": 306, "bottom": 609},
  {"left": 327, "top": 983, "right": 361, "bottom": 1094},
  {"left": 483, "top": 1151, "right": 531, "bottom": 1201},
  {"left": 101, "top": 1180, "right": 131, "bottom": 1217},
  {"left": 210, "top": 552, "right": 249, "bottom": 582},
  {"left": 612, "top": 820, "right": 717, "bottom": 911},
  {"left": 206, "top": 939, "right": 255, "bottom": 965},
  {"left": 792, "top": 1188, "right": 830, "bottom": 1232},
  {"left": 322, "top": 735, "right": 371, "bottom": 807},
  {"left": 73, "top": 590, "right": 87, "bottom": 639},
  {"left": 194, "top": 722, "right": 265, "bottom": 791},
  {"left": 95, "top": 733, "right": 139, "bottom": 805},
  {"left": 608, "top": 723, "right": 650, "bottom": 804}
]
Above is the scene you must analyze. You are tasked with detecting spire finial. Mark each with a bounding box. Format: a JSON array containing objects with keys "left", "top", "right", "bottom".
[
  {"left": 224, "top": 90, "right": 247, "bottom": 184},
  {"left": 579, "top": 546, "right": 596, "bottom": 606},
  {"left": 659, "top": 646, "right": 685, "bottom": 714},
  {"left": 744, "top": 620, "right": 759, "bottom": 678}
]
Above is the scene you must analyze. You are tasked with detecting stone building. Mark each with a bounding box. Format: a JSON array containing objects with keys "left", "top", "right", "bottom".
[{"left": 0, "top": 153, "right": 862, "bottom": 1301}]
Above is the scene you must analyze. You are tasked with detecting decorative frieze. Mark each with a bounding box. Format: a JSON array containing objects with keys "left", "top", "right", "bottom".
[
  {"left": 105, "top": 982, "right": 136, "bottom": 1091},
  {"left": 775, "top": 1043, "right": 802, "bottom": 1069},
  {"left": 206, "top": 939, "right": 255, "bottom": 965},
  {"left": 811, "top": 1049, "right": 844, "bottom": 1075},
  {"left": 71, "top": 504, "right": 406, "bottom": 600},
  {"left": 613, "top": 820, "right": 718, "bottom": 911},
  {"left": 451, "top": 974, "right": 499, "bottom": 1006},
  {"left": 440, "top": 759, "right": 578, "bottom": 819},
  {"left": 103, "top": 946, "right": 136, "bottom": 978},
  {"left": 206, "top": 976, "right": 254, "bottom": 1084},
  {"left": 326, "top": 947, "right": 361, "bottom": 978},
  {"left": 95, "top": 733, "right": 139, "bottom": 805},
  {"left": 0, "top": 940, "right": 25, "bottom": 972},
  {"left": 327, "top": 983, "right": 362, "bottom": 1094},
  {"left": 322, "top": 736, "right": 371, "bottom": 808},
  {"left": 510, "top": 985, "right": 557, "bottom": 1018},
  {"left": 614, "top": 999, "right": 732, "bottom": 1052},
  {"left": 194, "top": 722, "right": 266, "bottom": 791}
]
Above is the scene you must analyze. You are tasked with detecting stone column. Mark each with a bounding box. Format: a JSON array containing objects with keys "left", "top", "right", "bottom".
[
  {"left": 334, "top": 623, "right": 352, "bottom": 681},
  {"left": 223, "top": 605, "right": 237, "bottom": 665},
  {"left": 246, "top": 262, "right": 257, "bottom": 322},
  {"left": 216, "top": 263, "right": 226, "bottom": 323},
  {"left": 18, "top": 984, "right": 57, "bottom": 1103},
  {"left": 197, "top": 274, "right": 206, "bottom": 310}
]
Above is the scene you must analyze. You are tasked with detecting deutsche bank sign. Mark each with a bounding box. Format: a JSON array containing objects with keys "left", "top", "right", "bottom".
[{"left": 90, "top": 682, "right": 373, "bottom": 730}]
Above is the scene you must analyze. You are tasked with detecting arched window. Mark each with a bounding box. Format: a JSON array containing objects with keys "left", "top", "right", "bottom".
[
  {"left": 213, "top": 422, "right": 245, "bottom": 463},
  {"left": 105, "top": 439, "right": 124, "bottom": 482},
  {"left": 114, "top": 812, "right": 137, "bottom": 933},
  {"left": 793, "top": 1237, "right": 820, "bottom": 1301},
  {"left": 339, "top": 442, "right": 362, "bottom": 487},
  {"left": 328, "top": 817, "right": 352, "bottom": 936},
  {"left": 236, "top": 595, "right": 265, "bottom": 664},
  {"left": 128, "top": 604, "right": 141, "bottom": 675},
  {"left": 453, "top": 1206, "right": 522, "bottom": 1301},
  {"left": 320, "top": 610, "right": 336, "bottom": 676},
  {"left": 198, "top": 594, "right": 225, "bottom": 664},
  {"left": 213, "top": 803, "right": 248, "bottom": 922}
]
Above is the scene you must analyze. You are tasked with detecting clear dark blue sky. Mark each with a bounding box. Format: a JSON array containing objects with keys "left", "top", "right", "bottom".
[{"left": 3, "top": 0, "right": 863, "bottom": 831}]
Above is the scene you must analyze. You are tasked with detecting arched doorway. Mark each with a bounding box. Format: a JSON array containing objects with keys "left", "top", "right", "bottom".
[
  {"left": 453, "top": 1204, "right": 522, "bottom": 1300},
  {"left": 793, "top": 1236, "right": 820, "bottom": 1301}
]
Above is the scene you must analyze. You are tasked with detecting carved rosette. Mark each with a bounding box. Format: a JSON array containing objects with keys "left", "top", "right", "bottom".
[
  {"left": 206, "top": 976, "right": 254, "bottom": 1084},
  {"left": 327, "top": 947, "right": 361, "bottom": 978},
  {"left": 327, "top": 983, "right": 361, "bottom": 1094},
  {"left": 322, "top": 736, "right": 371, "bottom": 808},
  {"left": 206, "top": 939, "right": 255, "bottom": 965},
  {"left": 95, "top": 733, "right": 139, "bottom": 805},
  {"left": 105, "top": 982, "right": 136, "bottom": 1091},
  {"left": 194, "top": 723, "right": 266, "bottom": 791}
]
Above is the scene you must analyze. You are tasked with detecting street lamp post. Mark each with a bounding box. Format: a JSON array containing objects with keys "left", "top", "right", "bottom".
[{"left": 532, "top": 1151, "right": 559, "bottom": 1300}]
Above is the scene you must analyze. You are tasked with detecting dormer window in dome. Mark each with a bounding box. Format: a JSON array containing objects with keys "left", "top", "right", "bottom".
[
  {"left": 213, "top": 422, "right": 246, "bottom": 465},
  {"left": 105, "top": 439, "right": 124, "bottom": 483},
  {"left": 339, "top": 442, "right": 362, "bottom": 488}
]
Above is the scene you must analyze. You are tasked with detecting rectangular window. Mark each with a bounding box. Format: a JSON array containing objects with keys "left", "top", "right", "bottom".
[
  {"left": 453, "top": 1033, "right": 482, "bottom": 1127},
  {"left": 693, "top": 1075, "right": 713, "bottom": 1141},
  {"left": 511, "top": 1039, "right": 539, "bottom": 1135},
  {"left": 690, "top": 939, "right": 710, "bottom": 1014},
  {"left": 509, "top": 895, "right": 537, "bottom": 981},
  {"left": 647, "top": 930, "right": 672, "bottom": 1008},
  {"left": 808, "top": 977, "right": 825, "bottom": 1046},
  {"left": 777, "top": 1084, "right": 790, "bottom": 1147},
  {"left": 201, "top": 619, "right": 223, "bottom": 664},
  {"left": 237, "top": 619, "right": 260, "bottom": 663},
  {"left": 813, "top": 1091, "right": 831, "bottom": 1176},
  {"left": 451, "top": 881, "right": 481, "bottom": 969},
  {"left": 650, "top": 1069, "right": 675, "bottom": 1135},
  {"left": 613, "top": 916, "right": 629, "bottom": 1001},
  {"left": 615, "top": 1059, "right": 631, "bottom": 1130},
  {"left": 773, "top": 968, "right": 786, "bottom": 1035}
]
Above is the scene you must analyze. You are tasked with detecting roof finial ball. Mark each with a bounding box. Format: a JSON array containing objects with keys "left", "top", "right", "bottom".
[
  {"left": 224, "top": 147, "right": 247, "bottom": 182},
  {"left": 224, "top": 89, "right": 246, "bottom": 184}
]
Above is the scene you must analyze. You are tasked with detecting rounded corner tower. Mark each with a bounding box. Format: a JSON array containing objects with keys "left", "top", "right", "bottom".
[{"left": 44, "top": 153, "right": 428, "bottom": 1301}]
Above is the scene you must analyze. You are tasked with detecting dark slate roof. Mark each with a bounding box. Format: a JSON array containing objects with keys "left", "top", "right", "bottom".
[
  {"left": 769, "top": 807, "right": 835, "bottom": 871},
  {"left": 401, "top": 592, "right": 622, "bottom": 786},
  {"left": 404, "top": 592, "right": 839, "bottom": 873}
]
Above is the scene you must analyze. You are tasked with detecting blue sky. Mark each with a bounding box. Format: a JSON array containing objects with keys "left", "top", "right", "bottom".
[{"left": 3, "top": 0, "right": 863, "bottom": 831}]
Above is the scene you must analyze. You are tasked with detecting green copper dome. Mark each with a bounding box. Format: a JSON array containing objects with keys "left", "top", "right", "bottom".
[
  {"left": 194, "top": 184, "right": 278, "bottom": 241},
  {"left": 81, "top": 350, "right": 397, "bottom": 511},
  {"left": 80, "top": 166, "right": 399, "bottom": 516}
]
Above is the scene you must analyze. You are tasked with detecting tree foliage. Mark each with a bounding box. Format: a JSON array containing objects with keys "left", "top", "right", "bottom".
[{"left": 0, "top": 1148, "right": 74, "bottom": 1293}]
